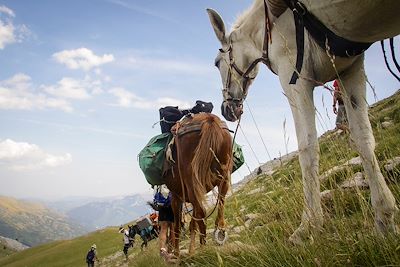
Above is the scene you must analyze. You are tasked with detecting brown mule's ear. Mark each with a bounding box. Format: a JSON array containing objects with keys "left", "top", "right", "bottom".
[{"left": 206, "top": 8, "right": 228, "bottom": 46}]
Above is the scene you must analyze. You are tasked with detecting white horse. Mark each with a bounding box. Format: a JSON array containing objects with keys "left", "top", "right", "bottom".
[{"left": 207, "top": 0, "right": 400, "bottom": 244}]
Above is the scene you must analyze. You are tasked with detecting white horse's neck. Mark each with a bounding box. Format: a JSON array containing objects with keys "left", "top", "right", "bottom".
[{"left": 231, "top": 0, "right": 269, "bottom": 52}]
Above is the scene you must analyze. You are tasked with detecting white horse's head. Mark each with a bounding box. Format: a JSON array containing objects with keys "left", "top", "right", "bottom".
[{"left": 207, "top": 8, "right": 265, "bottom": 122}]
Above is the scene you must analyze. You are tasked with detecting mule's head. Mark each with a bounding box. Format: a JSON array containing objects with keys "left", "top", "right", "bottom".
[{"left": 207, "top": 8, "right": 261, "bottom": 122}]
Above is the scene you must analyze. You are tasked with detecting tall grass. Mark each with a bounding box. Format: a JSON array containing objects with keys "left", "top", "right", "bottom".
[{"left": 0, "top": 92, "right": 398, "bottom": 266}]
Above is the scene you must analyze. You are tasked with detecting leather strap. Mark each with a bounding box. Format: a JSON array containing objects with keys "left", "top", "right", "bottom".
[{"left": 283, "top": 0, "right": 372, "bottom": 84}]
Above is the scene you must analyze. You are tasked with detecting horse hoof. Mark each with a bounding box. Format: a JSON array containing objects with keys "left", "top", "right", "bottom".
[{"left": 214, "top": 228, "right": 228, "bottom": 245}]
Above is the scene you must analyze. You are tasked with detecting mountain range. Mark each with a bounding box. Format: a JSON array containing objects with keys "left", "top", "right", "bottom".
[
  {"left": 64, "top": 194, "right": 152, "bottom": 230},
  {"left": 0, "top": 196, "right": 85, "bottom": 246},
  {"left": 0, "top": 193, "right": 152, "bottom": 246}
]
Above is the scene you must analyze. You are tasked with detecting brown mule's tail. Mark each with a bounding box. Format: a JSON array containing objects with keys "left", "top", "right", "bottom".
[{"left": 191, "top": 115, "right": 224, "bottom": 204}]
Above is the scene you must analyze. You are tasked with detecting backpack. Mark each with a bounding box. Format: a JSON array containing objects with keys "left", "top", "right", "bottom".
[
  {"left": 159, "top": 106, "right": 186, "bottom": 133},
  {"left": 138, "top": 133, "right": 173, "bottom": 186},
  {"left": 159, "top": 101, "right": 213, "bottom": 134},
  {"left": 191, "top": 100, "right": 213, "bottom": 114},
  {"left": 153, "top": 185, "right": 171, "bottom": 207},
  {"left": 232, "top": 142, "right": 245, "bottom": 173},
  {"left": 86, "top": 249, "right": 95, "bottom": 263}
]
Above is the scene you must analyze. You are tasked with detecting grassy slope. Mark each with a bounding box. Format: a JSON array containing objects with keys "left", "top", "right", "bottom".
[
  {"left": 178, "top": 90, "right": 400, "bottom": 267},
  {"left": 0, "top": 227, "right": 122, "bottom": 267},
  {"left": 0, "top": 196, "right": 85, "bottom": 246},
  {"left": 0, "top": 239, "right": 17, "bottom": 259},
  {"left": 0, "top": 90, "right": 399, "bottom": 267}
]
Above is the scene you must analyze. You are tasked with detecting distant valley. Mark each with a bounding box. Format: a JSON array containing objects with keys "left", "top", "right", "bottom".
[
  {"left": 62, "top": 194, "right": 152, "bottom": 230},
  {"left": 0, "top": 196, "right": 85, "bottom": 246},
  {"left": 0, "top": 194, "right": 152, "bottom": 247}
]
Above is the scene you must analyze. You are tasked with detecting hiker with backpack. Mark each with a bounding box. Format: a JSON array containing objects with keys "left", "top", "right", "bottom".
[
  {"left": 153, "top": 185, "right": 176, "bottom": 262},
  {"left": 119, "top": 226, "right": 133, "bottom": 261},
  {"left": 85, "top": 244, "right": 98, "bottom": 267}
]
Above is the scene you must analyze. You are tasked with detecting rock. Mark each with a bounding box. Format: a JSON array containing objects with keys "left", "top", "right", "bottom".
[
  {"left": 232, "top": 226, "right": 246, "bottom": 234},
  {"left": 247, "top": 187, "right": 264, "bottom": 195},
  {"left": 320, "top": 156, "right": 362, "bottom": 183},
  {"left": 340, "top": 172, "right": 369, "bottom": 189},
  {"left": 206, "top": 228, "right": 215, "bottom": 234},
  {"left": 244, "top": 213, "right": 259, "bottom": 221},
  {"left": 234, "top": 151, "right": 298, "bottom": 192},
  {"left": 320, "top": 189, "right": 334, "bottom": 201},
  {"left": 347, "top": 156, "right": 362, "bottom": 166},
  {"left": 254, "top": 225, "right": 264, "bottom": 231},
  {"left": 180, "top": 249, "right": 189, "bottom": 256},
  {"left": 381, "top": 121, "right": 393, "bottom": 128},
  {"left": 384, "top": 156, "right": 400, "bottom": 171},
  {"left": 0, "top": 236, "right": 29, "bottom": 251}
]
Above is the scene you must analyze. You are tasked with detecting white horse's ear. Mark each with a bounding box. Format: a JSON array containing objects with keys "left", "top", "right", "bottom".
[{"left": 206, "top": 8, "right": 228, "bottom": 46}]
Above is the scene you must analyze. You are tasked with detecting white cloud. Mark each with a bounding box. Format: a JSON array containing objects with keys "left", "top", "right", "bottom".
[
  {"left": 42, "top": 77, "right": 91, "bottom": 100},
  {"left": 0, "top": 74, "right": 104, "bottom": 112},
  {"left": 53, "top": 47, "right": 114, "bottom": 71},
  {"left": 0, "top": 18, "right": 15, "bottom": 49},
  {"left": 0, "top": 74, "right": 73, "bottom": 112},
  {"left": 0, "top": 5, "right": 30, "bottom": 49},
  {"left": 109, "top": 87, "right": 191, "bottom": 109},
  {"left": 0, "top": 5, "right": 15, "bottom": 17},
  {"left": 0, "top": 139, "right": 72, "bottom": 171},
  {"left": 2, "top": 73, "right": 31, "bottom": 90}
]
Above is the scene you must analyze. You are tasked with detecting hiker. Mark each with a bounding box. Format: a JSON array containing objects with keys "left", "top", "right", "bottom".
[
  {"left": 85, "top": 244, "right": 98, "bottom": 267},
  {"left": 119, "top": 226, "right": 132, "bottom": 261},
  {"left": 332, "top": 79, "right": 348, "bottom": 132},
  {"left": 154, "top": 185, "right": 175, "bottom": 261}
]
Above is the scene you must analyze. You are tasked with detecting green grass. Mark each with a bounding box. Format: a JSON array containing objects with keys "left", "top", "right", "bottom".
[
  {"left": 1, "top": 91, "right": 399, "bottom": 266},
  {"left": 0, "top": 227, "right": 124, "bottom": 267}
]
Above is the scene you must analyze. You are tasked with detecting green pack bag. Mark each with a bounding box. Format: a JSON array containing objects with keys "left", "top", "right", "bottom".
[
  {"left": 138, "top": 133, "right": 172, "bottom": 186},
  {"left": 232, "top": 142, "right": 245, "bottom": 173}
]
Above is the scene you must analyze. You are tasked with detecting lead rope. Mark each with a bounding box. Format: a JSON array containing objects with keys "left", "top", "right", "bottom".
[
  {"left": 232, "top": 116, "right": 241, "bottom": 148},
  {"left": 381, "top": 39, "right": 400, "bottom": 82}
]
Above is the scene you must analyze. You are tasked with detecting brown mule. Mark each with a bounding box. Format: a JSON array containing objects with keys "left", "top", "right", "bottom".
[{"left": 164, "top": 113, "right": 233, "bottom": 257}]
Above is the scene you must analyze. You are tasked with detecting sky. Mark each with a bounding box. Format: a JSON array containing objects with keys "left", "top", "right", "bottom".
[{"left": 0, "top": 1, "right": 399, "bottom": 200}]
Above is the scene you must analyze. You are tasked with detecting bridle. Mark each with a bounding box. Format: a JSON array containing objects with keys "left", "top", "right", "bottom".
[{"left": 219, "top": 0, "right": 273, "bottom": 104}]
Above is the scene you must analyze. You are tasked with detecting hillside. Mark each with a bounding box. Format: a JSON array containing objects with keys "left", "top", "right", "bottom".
[
  {"left": 0, "top": 196, "right": 86, "bottom": 246},
  {"left": 0, "top": 90, "right": 399, "bottom": 267}
]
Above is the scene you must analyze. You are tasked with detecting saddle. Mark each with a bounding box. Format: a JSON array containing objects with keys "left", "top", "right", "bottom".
[
  {"left": 163, "top": 114, "right": 245, "bottom": 174},
  {"left": 171, "top": 114, "right": 229, "bottom": 137},
  {"left": 164, "top": 114, "right": 229, "bottom": 165}
]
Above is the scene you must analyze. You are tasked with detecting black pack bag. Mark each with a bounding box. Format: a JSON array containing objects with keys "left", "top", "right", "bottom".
[
  {"left": 159, "top": 101, "right": 213, "bottom": 133},
  {"left": 159, "top": 106, "right": 185, "bottom": 133},
  {"left": 191, "top": 100, "right": 213, "bottom": 114}
]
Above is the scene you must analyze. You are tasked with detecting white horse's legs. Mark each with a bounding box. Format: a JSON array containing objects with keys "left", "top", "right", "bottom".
[
  {"left": 341, "top": 58, "right": 398, "bottom": 234},
  {"left": 281, "top": 80, "right": 323, "bottom": 244}
]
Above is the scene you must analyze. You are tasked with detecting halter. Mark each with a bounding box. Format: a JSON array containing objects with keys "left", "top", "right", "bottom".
[{"left": 219, "top": 0, "right": 273, "bottom": 104}]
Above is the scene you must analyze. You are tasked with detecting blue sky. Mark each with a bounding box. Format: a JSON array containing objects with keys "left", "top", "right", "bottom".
[{"left": 0, "top": 1, "right": 399, "bottom": 200}]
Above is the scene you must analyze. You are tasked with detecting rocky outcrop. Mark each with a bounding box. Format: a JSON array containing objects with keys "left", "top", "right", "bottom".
[
  {"left": 0, "top": 236, "right": 29, "bottom": 251},
  {"left": 233, "top": 151, "right": 298, "bottom": 192},
  {"left": 384, "top": 156, "right": 400, "bottom": 172},
  {"left": 320, "top": 156, "right": 362, "bottom": 183}
]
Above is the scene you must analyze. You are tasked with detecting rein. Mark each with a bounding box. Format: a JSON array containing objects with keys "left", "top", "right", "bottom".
[{"left": 221, "top": 0, "right": 273, "bottom": 103}]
